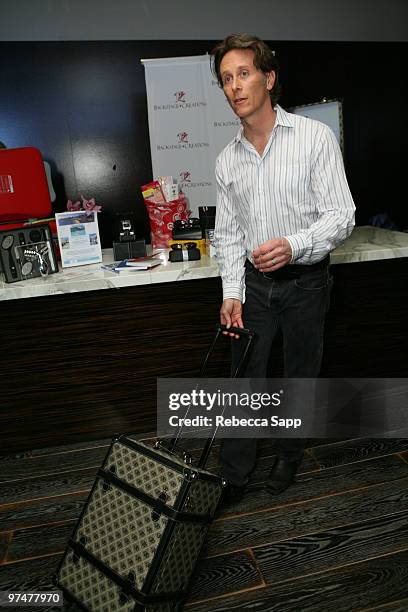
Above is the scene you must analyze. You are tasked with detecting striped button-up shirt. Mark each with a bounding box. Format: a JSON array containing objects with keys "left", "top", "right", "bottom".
[{"left": 214, "top": 104, "right": 355, "bottom": 302}]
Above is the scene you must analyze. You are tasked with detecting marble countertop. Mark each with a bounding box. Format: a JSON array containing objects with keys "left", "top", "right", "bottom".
[
  {"left": 1, "top": 226, "right": 407, "bottom": 302},
  {"left": 0, "top": 248, "right": 220, "bottom": 301},
  {"left": 329, "top": 226, "right": 408, "bottom": 264}
]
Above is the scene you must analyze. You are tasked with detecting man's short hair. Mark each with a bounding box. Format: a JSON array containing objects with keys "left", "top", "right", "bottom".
[{"left": 211, "top": 34, "right": 281, "bottom": 105}]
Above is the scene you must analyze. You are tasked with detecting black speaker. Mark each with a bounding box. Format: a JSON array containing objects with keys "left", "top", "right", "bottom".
[
  {"left": 168, "top": 248, "right": 200, "bottom": 262},
  {"left": 113, "top": 240, "right": 146, "bottom": 261},
  {"left": 0, "top": 224, "right": 58, "bottom": 283}
]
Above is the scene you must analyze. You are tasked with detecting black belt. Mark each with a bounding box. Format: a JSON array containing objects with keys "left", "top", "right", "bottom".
[{"left": 246, "top": 255, "right": 329, "bottom": 280}]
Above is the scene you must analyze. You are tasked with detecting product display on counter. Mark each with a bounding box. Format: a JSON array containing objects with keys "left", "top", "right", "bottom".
[
  {"left": 112, "top": 213, "right": 147, "bottom": 260},
  {"left": 55, "top": 211, "right": 102, "bottom": 268},
  {"left": 172, "top": 217, "right": 202, "bottom": 240},
  {"left": 124, "top": 255, "right": 162, "bottom": 267},
  {"left": 199, "top": 206, "right": 216, "bottom": 235},
  {"left": 141, "top": 179, "right": 190, "bottom": 249},
  {"left": 205, "top": 228, "right": 216, "bottom": 258},
  {"left": 112, "top": 239, "right": 147, "bottom": 261},
  {"left": 102, "top": 256, "right": 162, "bottom": 273},
  {"left": 168, "top": 238, "right": 206, "bottom": 256},
  {"left": 0, "top": 147, "right": 52, "bottom": 225},
  {"left": 157, "top": 175, "right": 179, "bottom": 202},
  {"left": 168, "top": 241, "right": 201, "bottom": 262},
  {"left": 0, "top": 146, "right": 58, "bottom": 251},
  {"left": 0, "top": 224, "right": 58, "bottom": 283}
]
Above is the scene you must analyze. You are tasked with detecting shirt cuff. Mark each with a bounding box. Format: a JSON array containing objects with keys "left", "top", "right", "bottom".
[
  {"left": 222, "top": 281, "right": 244, "bottom": 303},
  {"left": 285, "top": 233, "right": 308, "bottom": 263}
]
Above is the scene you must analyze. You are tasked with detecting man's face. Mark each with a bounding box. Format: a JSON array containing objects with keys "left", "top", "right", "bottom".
[{"left": 219, "top": 49, "right": 275, "bottom": 120}]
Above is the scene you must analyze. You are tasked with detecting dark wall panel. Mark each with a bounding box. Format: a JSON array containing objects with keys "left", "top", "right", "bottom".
[
  {"left": 279, "top": 42, "right": 408, "bottom": 230},
  {"left": 1, "top": 41, "right": 407, "bottom": 247}
]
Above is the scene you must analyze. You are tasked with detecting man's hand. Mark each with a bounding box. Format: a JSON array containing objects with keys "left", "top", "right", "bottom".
[
  {"left": 252, "top": 237, "right": 292, "bottom": 273},
  {"left": 220, "top": 298, "right": 243, "bottom": 339}
]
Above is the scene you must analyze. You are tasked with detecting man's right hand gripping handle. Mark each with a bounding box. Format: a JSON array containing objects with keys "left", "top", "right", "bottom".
[{"left": 220, "top": 298, "right": 243, "bottom": 338}]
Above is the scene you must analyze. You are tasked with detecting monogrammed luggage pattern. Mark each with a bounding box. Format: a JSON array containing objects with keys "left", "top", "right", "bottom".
[
  {"left": 104, "top": 439, "right": 222, "bottom": 516},
  {"left": 56, "top": 436, "right": 224, "bottom": 610},
  {"left": 58, "top": 548, "right": 173, "bottom": 612},
  {"left": 75, "top": 479, "right": 168, "bottom": 590},
  {"left": 56, "top": 324, "right": 253, "bottom": 611},
  {"left": 104, "top": 441, "right": 186, "bottom": 508}
]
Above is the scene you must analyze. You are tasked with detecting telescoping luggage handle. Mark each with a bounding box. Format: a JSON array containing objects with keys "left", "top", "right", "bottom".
[{"left": 166, "top": 323, "right": 254, "bottom": 470}]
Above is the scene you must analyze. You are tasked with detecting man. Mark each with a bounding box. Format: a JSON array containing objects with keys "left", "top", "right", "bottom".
[{"left": 211, "top": 34, "right": 355, "bottom": 503}]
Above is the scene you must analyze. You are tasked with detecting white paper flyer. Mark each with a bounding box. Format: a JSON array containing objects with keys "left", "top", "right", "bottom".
[{"left": 55, "top": 211, "right": 102, "bottom": 268}]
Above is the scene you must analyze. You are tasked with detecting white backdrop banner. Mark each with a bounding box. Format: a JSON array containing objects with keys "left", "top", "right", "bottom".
[
  {"left": 143, "top": 58, "right": 344, "bottom": 216},
  {"left": 143, "top": 55, "right": 238, "bottom": 216}
]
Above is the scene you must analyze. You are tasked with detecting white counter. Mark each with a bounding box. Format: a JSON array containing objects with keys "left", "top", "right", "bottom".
[
  {"left": 0, "top": 247, "right": 220, "bottom": 301},
  {"left": 1, "top": 226, "right": 407, "bottom": 301},
  {"left": 329, "top": 225, "right": 408, "bottom": 264}
]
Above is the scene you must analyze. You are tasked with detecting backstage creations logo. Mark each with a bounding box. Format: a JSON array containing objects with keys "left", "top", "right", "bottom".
[
  {"left": 156, "top": 132, "right": 209, "bottom": 152},
  {"left": 175, "top": 90, "right": 186, "bottom": 103},
  {"left": 153, "top": 90, "right": 207, "bottom": 112},
  {"left": 213, "top": 119, "right": 240, "bottom": 128},
  {"left": 178, "top": 131, "right": 188, "bottom": 143},
  {"left": 210, "top": 77, "right": 240, "bottom": 124},
  {"left": 179, "top": 170, "right": 191, "bottom": 183},
  {"left": 178, "top": 170, "right": 212, "bottom": 190}
]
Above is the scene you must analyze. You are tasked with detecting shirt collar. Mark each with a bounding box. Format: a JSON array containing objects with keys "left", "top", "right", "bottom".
[
  {"left": 275, "top": 104, "right": 295, "bottom": 128},
  {"left": 234, "top": 104, "right": 294, "bottom": 143}
]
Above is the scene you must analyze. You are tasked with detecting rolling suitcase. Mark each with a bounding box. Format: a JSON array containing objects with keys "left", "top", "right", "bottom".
[{"left": 55, "top": 324, "right": 253, "bottom": 611}]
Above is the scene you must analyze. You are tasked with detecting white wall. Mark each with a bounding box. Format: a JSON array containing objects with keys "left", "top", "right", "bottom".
[{"left": 1, "top": 0, "right": 407, "bottom": 42}]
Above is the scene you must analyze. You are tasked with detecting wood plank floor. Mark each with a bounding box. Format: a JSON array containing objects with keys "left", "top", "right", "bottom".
[{"left": 1, "top": 435, "right": 408, "bottom": 611}]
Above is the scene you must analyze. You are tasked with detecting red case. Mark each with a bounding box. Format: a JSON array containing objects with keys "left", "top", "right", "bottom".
[{"left": 0, "top": 147, "right": 52, "bottom": 222}]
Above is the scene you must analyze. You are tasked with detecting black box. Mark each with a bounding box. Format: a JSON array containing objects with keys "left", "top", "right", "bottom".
[
  {"left": 172, "top": 218, "right": 202, "bottom": 240},
  {"left": 113, "top": 240, "right": 146, "bottom": 261}
]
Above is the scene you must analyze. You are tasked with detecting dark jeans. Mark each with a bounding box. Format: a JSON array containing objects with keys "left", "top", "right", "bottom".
[{"left": 220, "top": 258, "right": 332, "bottom": 486}]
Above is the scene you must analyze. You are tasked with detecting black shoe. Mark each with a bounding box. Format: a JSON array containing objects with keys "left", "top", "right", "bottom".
[
  {"left": 265, "top": 457, "right": 300, "bottom": 494},
  {"left": 222, "top": 482, "right": 247, "bottom": 505}
]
